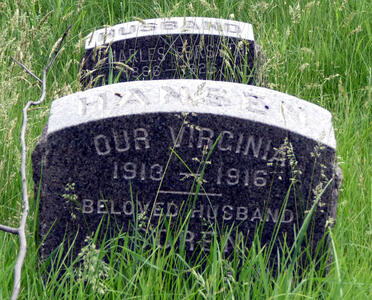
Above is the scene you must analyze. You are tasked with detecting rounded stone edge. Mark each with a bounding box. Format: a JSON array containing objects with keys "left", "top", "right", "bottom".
[
  {"left": 85, "top": 17, "right": 254, "bottom": 49},
  {"left": 46, "top": 80, "right": 337, "bottom": 149}
]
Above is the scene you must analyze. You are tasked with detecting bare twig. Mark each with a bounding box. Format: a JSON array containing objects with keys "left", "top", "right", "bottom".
[
  {"left": 0, "top": 25, "right": 71, "bottom": 300},
  {"left": 11, "top": 57, "right": 42, "bottom": 84},
  {"left": 0, "top": 224, "right": 18, "bottom": 235}
]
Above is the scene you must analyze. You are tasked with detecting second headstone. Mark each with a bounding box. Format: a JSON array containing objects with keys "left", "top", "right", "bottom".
[{"left": 80, "top": 17, "right": 260, "bottom": 87}]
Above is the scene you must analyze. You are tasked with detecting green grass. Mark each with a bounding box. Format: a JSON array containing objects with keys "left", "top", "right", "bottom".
[{"left": 0, "top": 0, "right": 371, "bottom": 298}]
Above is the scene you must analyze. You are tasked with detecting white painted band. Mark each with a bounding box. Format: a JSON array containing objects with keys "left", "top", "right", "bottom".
[
  {"left": 85, "top": 17, "right": 254, "bottom": 50},
  {"left": 48, "top": 80, "right": 336, "bottom": 149}
]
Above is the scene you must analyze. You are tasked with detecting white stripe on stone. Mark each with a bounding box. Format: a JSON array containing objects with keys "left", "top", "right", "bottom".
[
  {"left": 47, "top": 80, "right": 336, "bottom": 149},
  {"left": 85, "top": 17, "right": 254, "bottom": 50}
]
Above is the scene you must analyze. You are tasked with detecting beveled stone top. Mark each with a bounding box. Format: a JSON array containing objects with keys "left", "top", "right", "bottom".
[
  {"left": 47, "top": 80, "right": 336, "bottom": 149},
  {"left": 85, "top": 17, "right": 254, "bottom": 49}
]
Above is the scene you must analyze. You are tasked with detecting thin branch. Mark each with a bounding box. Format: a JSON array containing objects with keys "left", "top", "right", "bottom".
[
  {"left": 0, "top": 25, "right": 72, "bottom": 300},
  {"left": 11, "top": 57, "right": 42, "bottom": 84},
  {"left": 0, "top": 224, "right": 18, "bottom": 235},
  {"left": 45, "top": 25, "right": 72, "bottom": 74}
]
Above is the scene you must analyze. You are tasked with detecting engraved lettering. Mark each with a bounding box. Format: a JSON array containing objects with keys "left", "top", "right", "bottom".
[
  {"left": 205, "top": 87, "right": 229, "bottom": 106},
  {"left": 188, "top": 126, "right": 195, "bottom": 148},
  {"left": 94, "top": 134, "right": 111, "bottom": 155},
  {"left": 169, "top": 126, "right": 185, "bottom": 148},
  {"left": 113, "top": 161, "right": 118, "bottom": 179},
  {"left": 236, "top": 206, "right": 248, "bottom": 221},
  {"left": 166, "top": 202, "right": 178, "bottom": 217},
  {"left": 123, "top": 201, "right": 133, "bottom": 215},
  {"left": 139, "top": 49, "right": 149, "bottom": 63},
  {"left": 150, "top": 164, "right": 163, "bottom": 181},
  {"left": 113, "top": 129, "right": 130, "bottom": 152},
  {"left": 253, "top": 170, "right": 267, "bottom": 187},
  {"left": 118, "top": 49, "right": 127, "bottom": 61},
  {"left": 243, "top": 136, "right": 263, "bottom": 158},
  {"left": 140, "top": 163, "right": 146, "bottom": 180},
  {"left": 114, "top": 162, "right": 163, "bottom": 181},
  {"left": 282, "top": 209, "right": 294, "bottom": 223},
  {"left": 222, "top": 205, "right": 233, "bottom": 220},
  {"left": 123, "top": 162, "right": 136, "bottom": 179},
  {"left": 202, "top": 21, "right": 221, "bottom": 32},
  {"left": 242, "top": 92, "right": 267, "bottom": 115},
  {"left": 223, "top": 234, "right": 236, "bottom": 253},
  {"left": 127, "top": 88, "right": 150, "bottom": 105},
  {"left": 138, "top": 202, "right": 149, "bottom": 214},
  {"left": 243, "top": 169, "right": 249, "bottom": 186},
  {"left": 262, "top": 139, "right": 272, "bottom": 161},
  {"left": 157, "top": 46, "right": 165, "bottom": 58},
  {"left": 197, "top": 127, "right": 214, "bottom": 149},
  {"left": 217, "top": 166, "right": 222, "bottom": 185},
  {"left": 78, "top": 97, "right": 88, "bottom": 116},
  {"left": 225, "top": 23, "right": 241, "bottom": 34},
  {"left": 268, "top": 147, "right": 286, "bottom": 167},
  {"left": 139, "top": 22, "right": 157, "bottom": 31},
  {"left": 227, "top": 168, "right": 239, "bottom": 185},
  {"left": 207, "top": 205, "right": 219, "bottom": 220},
  {"left": 134, "top": 128, "right": 150, "bottom": 150},
  {"left": 216, "top": 166, "right": 268, "bottom": 187},
  {"left": 161, "top": 21, "right": 177, "bottom": 30},
  {"left": 183, "top": 20, "right": 200, "bottom": 31},
  {"left": 97, "top": 200, "right": 108, "bottom": 214},
  {"left": 266, "top": 208, "right": 279, "bottom": 223},
  {"left": 118, "top": 25, "right": 136, "bottom": 35},
  {"left": 110, "top": 200, "right": 121, "bottom": 215},
  {"left": 161, "top": 86, "right": 180, "bottom": 103},
  {"left": 218, "top": 131, "right": 233, "bottom": 151},
  {"left": 141, "top": 65, "right": 151, "bottom": 75},
  {"left": 184, "top": 231, "right": 195, "bottom": 251},
  {"left": 129, "top": 49, "right": 138, "bottom": 62},
  {"left": 82, "top": 199, "right": 94, "bottom": 214},
  {"left": 202, "top": 231, "right": 213, "bottom": 252},
  {"left": 235, "top": 133, "right": 244, "bottom": 154},
  {"left": 148, "top": 47, "right": 156, "bottom": 60},
  {"left": 250, "top": 208, "right": 262, "bottom": 221},
  {"left": 192, "top": 205, "right": 204, "bottom": 218},
  {"left": 153, "top": 202, "right": 164, "bottom": 217},
  {"left": 98, "top": 29, "right": 115, "bottom": 43},
  {"left": 206, "top": 44, "right": 216, "bottom": 59}
]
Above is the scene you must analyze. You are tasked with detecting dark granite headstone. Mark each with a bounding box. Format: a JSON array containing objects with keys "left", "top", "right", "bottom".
[
  {"left": 80, "top": 18, "right": 262, "bottom": 87},
  {"left": 33, "top": 80, "right": 340, "bottom": 264}
]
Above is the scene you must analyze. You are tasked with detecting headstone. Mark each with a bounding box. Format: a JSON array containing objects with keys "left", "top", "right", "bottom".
[
  {"left": 32, "top": 80, "right": 340, "bottom": 264},
  {"left": 80, "top": 17, "right": 261, "bottom": 88}
]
